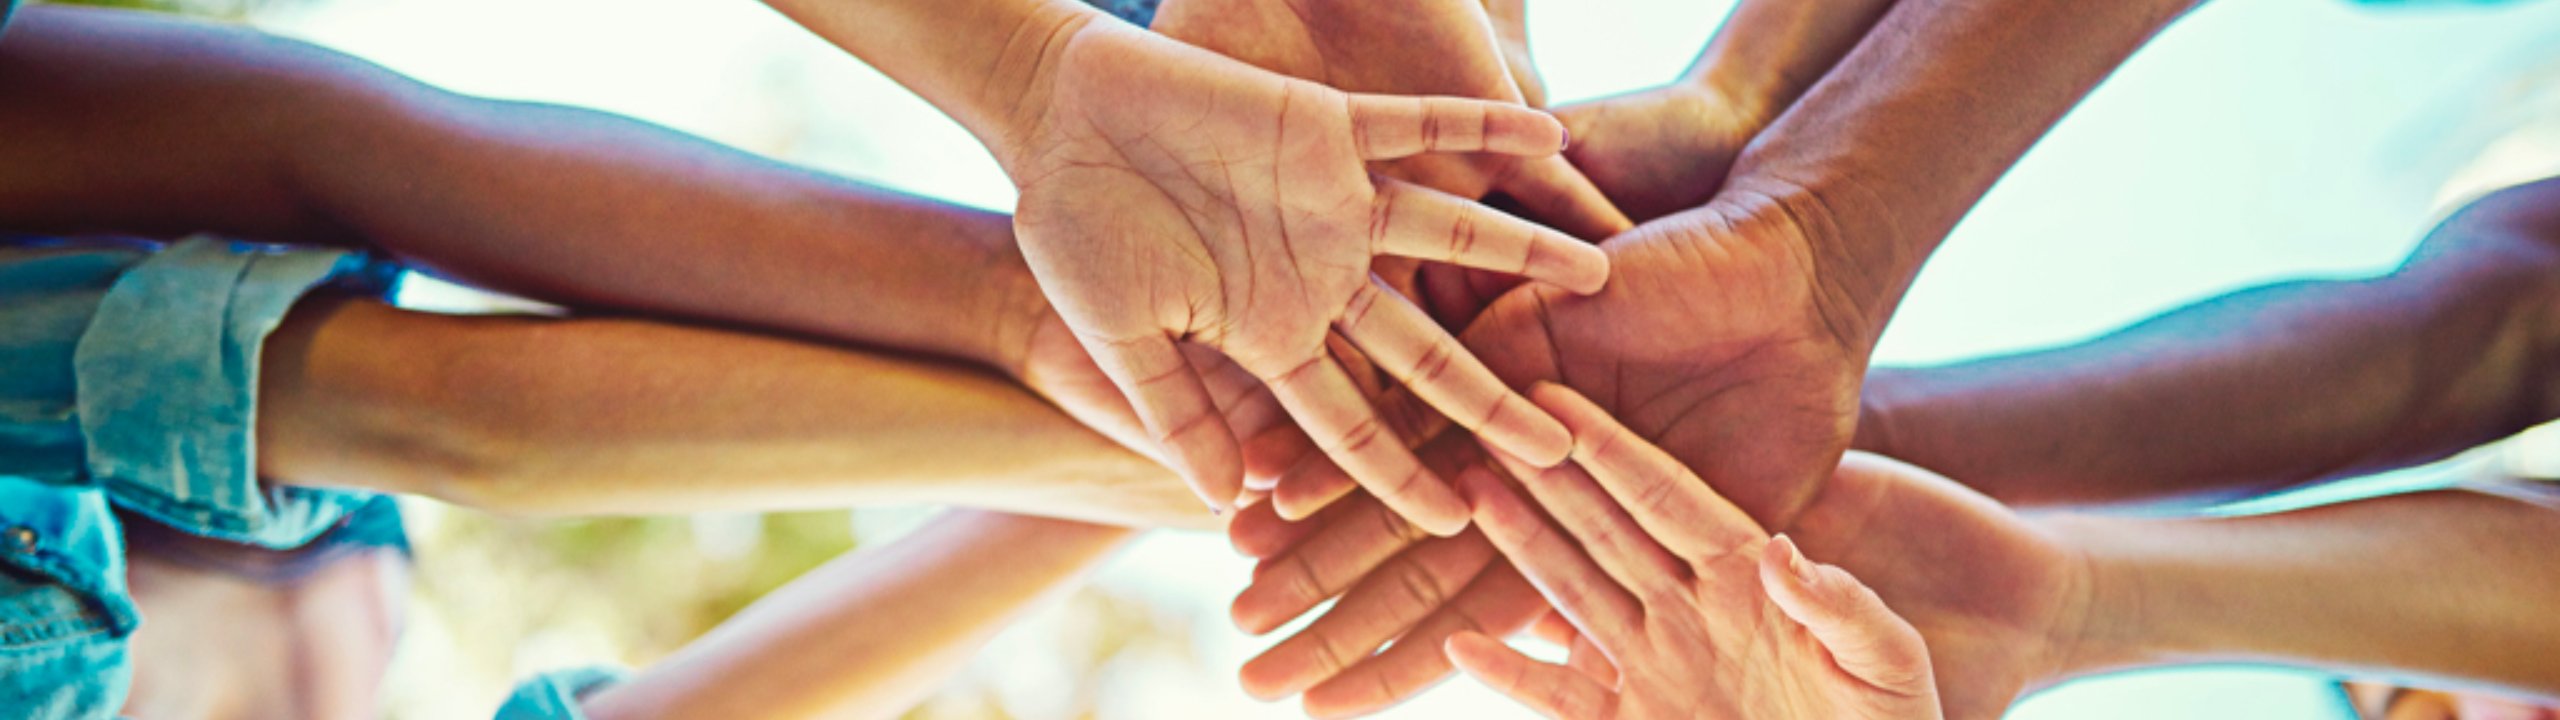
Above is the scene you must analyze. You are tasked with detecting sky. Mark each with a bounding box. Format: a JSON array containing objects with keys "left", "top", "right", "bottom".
[{"left": 237, "top": 0, "right": 2560, "bottom": 717}]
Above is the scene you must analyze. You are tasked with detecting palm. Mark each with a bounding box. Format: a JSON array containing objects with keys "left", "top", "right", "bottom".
[
  {"left": 1017, "top": 28, "right": 1372, "bottom": 370},
  {"left": 1010, "top": 22, "right": 1606, "bottom": 527},
  {"left": 1465, "top": 196, "right": 1868, "bottom": 529},
  {"left": 1151, "top": 0, "right": 1628, "bottom": 330}
]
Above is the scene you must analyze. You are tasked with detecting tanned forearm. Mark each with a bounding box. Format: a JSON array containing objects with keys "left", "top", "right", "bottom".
[
  {"left": 1726, "top": 0, "right": 2201, "bottom": 342},
  {"left": 255, "top": 298, "right": 1202, "bottom": 529},
  {"left": 582, "top": 510, "right": 1134, "bottom": 720},
  {"left": 1860, "top": 178, "right": 2560, "bottom": 507},
  {"left": 0, "top": 6, "right": 1040, "bottom": 371},
  {"left": 2051, "top": 489, "right": 2560, "bottom": 701}
]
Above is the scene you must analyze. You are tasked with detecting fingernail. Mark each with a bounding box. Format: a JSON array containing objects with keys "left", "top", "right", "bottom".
[
  {"left": 1778, "top": 534, "right": 1818, "bottom": 584},
  {"left": 1559, "top": 125, "right": 1572, "bottom": 152}
]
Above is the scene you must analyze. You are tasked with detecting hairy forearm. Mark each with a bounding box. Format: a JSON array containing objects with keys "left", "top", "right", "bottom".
[
  {"left": 582, "top": 510, "right": 1135, "bottom": 720},
  {"left": 0, "top": 6, "right": 1039, "bottom": 370},
  {"left": 1861, "top": 179, "right": 2560, "bottom": 507},
  {"left": 2052, "top": 489, "right": 2560, "bottom": 700},
  {"left": 255, "top": 298, "right": 1204, "bottom": 529},
  {"left": 1726, "top": 0, "right": 2198, "bottom": 339}
]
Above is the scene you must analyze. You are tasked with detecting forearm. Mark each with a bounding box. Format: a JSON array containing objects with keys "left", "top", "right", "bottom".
[
  {"left": 1860, "top": 180, "right": 2560, "bottom": 506},
  {"left": 255, "top": 298, "right": 1204, "bottom": 529},
  {"left": 0, "top": 7, "right": 1038, "bottom": 370},
  {"left": 756, "top": 0, "right": 1102, "bottom": 170},
  {"left": 2052, "top": 489, "right": 2560, "bottom": 700},
  {"left": 1680, "top": 0, "right": 1899, "bottom": 133},
  {"left": 1726, "top": 0, "right": 2198, "bottom": 339},
  {"left": 581, "top": 510, "right": 1135, "bottom": 720}
]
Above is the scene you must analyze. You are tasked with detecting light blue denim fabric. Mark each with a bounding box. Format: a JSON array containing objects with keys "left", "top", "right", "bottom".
[
  {"left": 494, "top": 667, "right": 627, "bottom": 720},
  {"left": 0, "top": 235, "right": 402, "bottom": 719}
]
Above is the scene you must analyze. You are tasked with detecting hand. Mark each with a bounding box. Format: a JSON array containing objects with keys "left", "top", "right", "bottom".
[
  {"left": 1550, "top": 82, "right": 1764, "bottom": 224},
  {"left": 1150, "top": 0, "right": 1629, "bottom": 240},
  {"left": 1151, "top": 0, "right": 1630, "bottom": 331},
  {"left": 1009, "top": 20, "right": 1611, "bottom": 530},
  {"left": 1445, "top": 384, "right": 1943, "bottom": 720},
  {"left": 1265, "top": 187, "right": 1874, "bottom": 526},
  {"left": 1228, "top": 451, "right": 2090, "bottom": 720}
]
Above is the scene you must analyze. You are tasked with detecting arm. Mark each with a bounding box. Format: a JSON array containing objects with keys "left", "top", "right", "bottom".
[
  {"left": 256, "top": 297, "right": 1206, "bottom": 530},
  {"left": 0, "top": 6, "right": 1027, "bottom": 372},
  {"left": 578, "top": 510, "right": 1135, "bottom": 720},
  {"left": 1725, "top": 0, "right": 2203, "bottom": 344},
  {"left": 1552, "top": 0, "right": 1900, "bottom": 223},
  {"left": 1860, "top": 177, "right": 2560, "bottom": 507},
  {"left": 762, "top": 0, "right": 1607, "bottom": 528},
  {"left": 2056, "top": 488, "right": 2560, "bottom": 702}
]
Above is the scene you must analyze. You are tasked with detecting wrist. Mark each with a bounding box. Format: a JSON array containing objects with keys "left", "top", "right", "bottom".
[
  {"left": 1715, "top": 174, "right": 1909, "bottom": 351},
  {"left": 977, "top": 2, "right": 1103, "bottom": 177},
  {"left": 2037, "top": 514, "right": 2173, "bottom": 682}
]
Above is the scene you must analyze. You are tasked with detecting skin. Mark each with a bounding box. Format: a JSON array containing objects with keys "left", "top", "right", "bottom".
[
  {"left": 1448, "top": 385, "right": 1943, "bottom": 720},
  {"left": 1225, "top": 0, "right": 2208, "bottom": 712},
  {"left": 255, "top": 297, "right": 1209, "bottom": 528},
  {"left": 0, "top": 6, "right": 1258, "bottom": 522},
  {"left": 761, "top": 0, "right": 1611, "bottom": 531},
  {"left": 1858, "top": 177, "right": 2560, "bottom": 508},
  {"left": 581, "top": 511, "right": 1134, "bottom": 720},
  {"left": 1151, "top": 0, "right": 1634, "bottom": 332},
  {"left": 1151, "top": 0, "right": 1631, "bottom": 242}
]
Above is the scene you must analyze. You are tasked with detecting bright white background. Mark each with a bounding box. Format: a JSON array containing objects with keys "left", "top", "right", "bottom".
[{"left": 232, "top": 0, "right": 2560, "bottom": 717}]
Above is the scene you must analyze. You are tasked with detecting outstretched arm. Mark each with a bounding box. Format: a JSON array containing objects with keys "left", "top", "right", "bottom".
[
  {"left": 0, "top": 5, "right": 1026, "bottom": 370},
  {"left": 256, "top": 297, "right": 1203, "bottom": 529},
  {"left": 1861, "top": 177, "right": 2560, "bottom": 507},
  {"left": 2055, "top": 486, "right": 2560, "bottom": 702},
  {"left": 578, "top": 510, "right": 1135, "bottom": 720}
]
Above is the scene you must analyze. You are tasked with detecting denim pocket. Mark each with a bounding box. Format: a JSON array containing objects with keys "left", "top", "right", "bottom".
[{"left": 0, "top": 475, "right": 137, "bottom": 719}]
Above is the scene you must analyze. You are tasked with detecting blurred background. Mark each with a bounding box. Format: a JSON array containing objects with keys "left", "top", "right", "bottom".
[{"left": 28, "top": 0, "right": 2560, "bottom": 717}]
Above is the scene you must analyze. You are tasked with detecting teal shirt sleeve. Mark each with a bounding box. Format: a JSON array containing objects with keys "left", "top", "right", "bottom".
[
  {"left": 72, "top": 237, "right": 404, "bottom": 549},
  {"left": 494, "top": 666, "right": 627, "bottom": 720}
]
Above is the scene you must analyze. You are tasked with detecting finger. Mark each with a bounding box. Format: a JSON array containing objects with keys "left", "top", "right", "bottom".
[
  {"left": 1079, "top": 332, "right": 1242, "bottom": 514},
  {"left": 1303, "top": 563, "right": 1548, "bottom": 718},
  {"left": 1273, "top": 450, "right": 1363, "bottom": 521},
  {"left": 1485, "top": 447, "right": 1688, "bottom": 603},
  {"left": 1228, "top": 494, "right": 1316, "bottom": 558},
  {"left": 1456, "top": 467, "right": 1640, "bottom": 641},
  {"left": 1527, "top": 608, "right": 1577, "bottom": 647},
  {"left": 1528, "top": 382, "right": 1767, "bottom": 559},
  {"left": 1369, "top": 178, "right": 1609, "bottom": 295},
  {"left": 1344, "top": 92, "right": 1568, "bottom": 160},
  {"left": 1444, "top": 632, "right": 1615, "bottom": 720},
  {"left": 1232, "top": 491, "right": 1437, "bottom": 634},
  {"left": 1261, "top": 354, "right": 1470, "bottom": 536},
  {"left": 1240, "top": 530, "right": 1499, "bottom": 699},
  {"left": 1761, "top": 534, "right": 1938, "bottom": 697},
  {"left": 1564, "top": 634, "right": 1618, "bottom": 687},
  {"left": 1492, "top": 155, "right": 1634, "bottom": 241},
  {"left": 1338, "top": 280, "right": 1569, "bottom": 466},
  {"left": 1242, "top": 424, "right": 1316, "bottom": 492}
]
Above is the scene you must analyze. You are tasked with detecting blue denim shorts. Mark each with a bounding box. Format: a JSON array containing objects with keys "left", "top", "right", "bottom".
[{"left": 0, "top": 235, "right": 403, "bottom": 718}]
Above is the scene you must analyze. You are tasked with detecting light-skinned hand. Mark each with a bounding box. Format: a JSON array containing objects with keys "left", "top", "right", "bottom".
[
  {"left": 1010, "top": 20, "right": 1611, "bottom": 531},
  {"left": 1446, "top": 383, "right": 1941, "bottom": 720}
]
